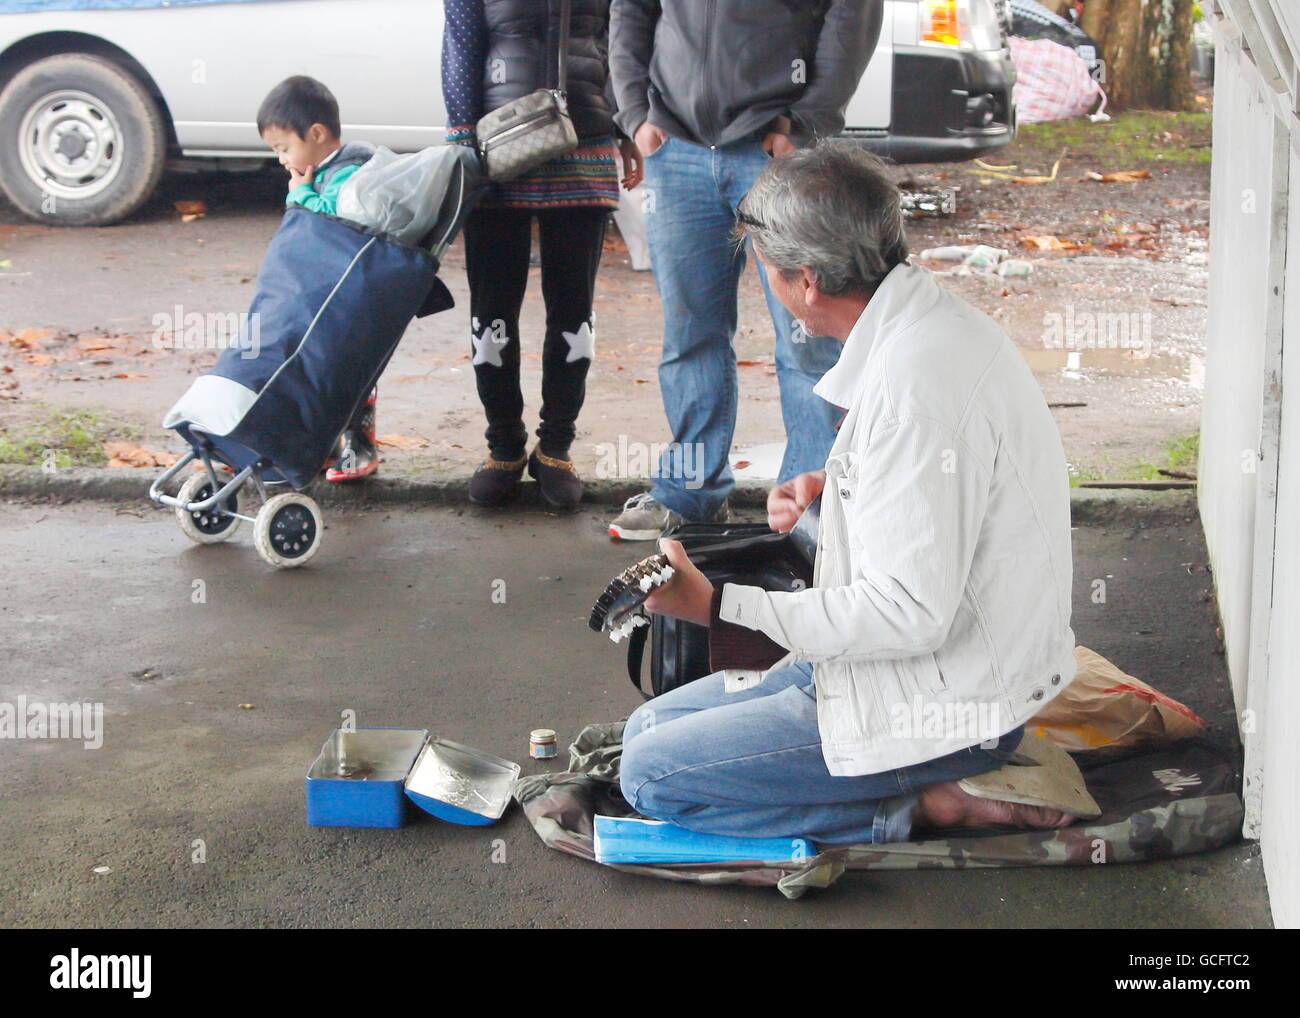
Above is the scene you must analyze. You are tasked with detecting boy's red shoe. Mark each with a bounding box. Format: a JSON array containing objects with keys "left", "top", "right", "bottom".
[{"left": 325, "top": 389, "right": 380, "bottom": 482}]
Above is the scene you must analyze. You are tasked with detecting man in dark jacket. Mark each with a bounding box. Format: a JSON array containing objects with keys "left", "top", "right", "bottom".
[{"left": 606, "top": 0, "right": 884, "bottom": 540}]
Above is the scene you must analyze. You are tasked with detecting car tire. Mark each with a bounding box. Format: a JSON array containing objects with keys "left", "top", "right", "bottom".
[{"left": 0, "top": 53, "right": 167, "bottom": 226}]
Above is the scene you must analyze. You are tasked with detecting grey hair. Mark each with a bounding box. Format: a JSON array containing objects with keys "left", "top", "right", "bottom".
[{"left": 735, "top": 142, "right": 908, "bottom": 297}]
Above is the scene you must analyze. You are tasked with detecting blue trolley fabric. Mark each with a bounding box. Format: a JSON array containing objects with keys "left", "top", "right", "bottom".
[{"left": 165, "top": 207, "right": 456, "bottom": 488}]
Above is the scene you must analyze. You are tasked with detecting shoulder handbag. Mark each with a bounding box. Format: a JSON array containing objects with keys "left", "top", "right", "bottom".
[
  {"left": 475, "top": 0, "right": 580, "bottom": 182},
  {"left": 624, "top": 499, "right": 821, "bottom": 700}
]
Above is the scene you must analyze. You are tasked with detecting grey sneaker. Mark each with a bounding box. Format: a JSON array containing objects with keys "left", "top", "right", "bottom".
[{"left": 607, "top": 492, "right": 730, "bottom": 541}]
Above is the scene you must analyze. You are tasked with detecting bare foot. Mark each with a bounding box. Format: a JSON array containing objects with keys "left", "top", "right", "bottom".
[{"left": 915, "top": 781, "right": 1077, "bottom": 832}]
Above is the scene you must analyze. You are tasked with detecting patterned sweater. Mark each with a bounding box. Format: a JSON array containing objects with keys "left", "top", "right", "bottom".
[{"left": 442, "top": 0, "right": 619, "bottom": 210}]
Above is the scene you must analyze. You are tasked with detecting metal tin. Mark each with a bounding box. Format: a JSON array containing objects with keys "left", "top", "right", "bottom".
[
  {"left": 306, "top": 727, "right": 428, "bottom": 828},
  {"left": 306, "top": 728, "right": 520, "bottom": 828},
  {"left": 403, "top": 737, "right": 521, "bottom": 826}
]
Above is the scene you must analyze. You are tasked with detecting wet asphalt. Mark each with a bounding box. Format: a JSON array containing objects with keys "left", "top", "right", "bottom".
[{"left": 0, "top": 494, "right": 1272, "bottom": 928}]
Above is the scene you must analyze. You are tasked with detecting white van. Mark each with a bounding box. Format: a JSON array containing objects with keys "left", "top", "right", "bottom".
[{"left": 0, "top": 0, "right": 1015, "bottom": 225}]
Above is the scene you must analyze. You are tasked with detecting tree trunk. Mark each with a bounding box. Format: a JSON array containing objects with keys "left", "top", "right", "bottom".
[
  {"left": 1103, "top": 0, "right": 1147, "bottom": 109},
  {"left": 1161, "top": 0, "right": 1198, "bottom": 111},
  {"left": 1075, "top": 0, "right": 1195, "bottom": 112},
  {"left": 1081, "top": 0, "right": 1110, "bottom": 42}
]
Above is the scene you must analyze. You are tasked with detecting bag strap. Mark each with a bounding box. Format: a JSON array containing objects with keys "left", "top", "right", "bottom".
[
  {"left": 555, "top": 0, "right": 572, "bottom": 94},
  {"left": 626, "top": 622, "right": 651, "bottom": 700}
]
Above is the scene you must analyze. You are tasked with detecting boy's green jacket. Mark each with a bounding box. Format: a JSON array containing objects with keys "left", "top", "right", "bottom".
[{"left": 286, "top": 141, "right": 375, "bottom": 215}]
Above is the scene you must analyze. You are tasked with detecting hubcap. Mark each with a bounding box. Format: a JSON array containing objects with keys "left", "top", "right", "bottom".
[
  {"left": 269, "top": 504, "right": 316, "bottom": 559},
  {"left": 18, "top": 90, "right": 124, "bottom": 200},
  {"left": 187, "top": 485, "right": 237, "bottom": 535}
]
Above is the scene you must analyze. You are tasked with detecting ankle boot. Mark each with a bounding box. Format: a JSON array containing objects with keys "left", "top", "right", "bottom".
[
  {"left": 469, "top": 453, "right": 527, "bottom": 506},
  {"left": 528, "top": 448, "right": 583, "bottom": 510}
]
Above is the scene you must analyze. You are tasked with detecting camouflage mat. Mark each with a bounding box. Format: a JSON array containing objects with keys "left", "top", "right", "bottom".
[{"left": 513, "top": 724, "right": 1244, "bottom": 899}]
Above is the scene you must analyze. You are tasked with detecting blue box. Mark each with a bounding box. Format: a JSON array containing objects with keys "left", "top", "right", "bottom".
[
  {"left": 306, "top": 728, "right": 521, "bottom": 828},
  {"left": 306, "top": 727, "right": 428, "bottom": 828}
]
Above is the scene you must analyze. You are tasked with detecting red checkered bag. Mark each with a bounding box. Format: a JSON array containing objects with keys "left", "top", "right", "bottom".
[{"left": 1009, "top": 36, "right": 1107, "bottom": 124}]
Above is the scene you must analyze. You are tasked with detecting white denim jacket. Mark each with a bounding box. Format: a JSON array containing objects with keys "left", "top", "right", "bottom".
[{"left": 718, "top": 263, "right": 1076, "bottom": 776}]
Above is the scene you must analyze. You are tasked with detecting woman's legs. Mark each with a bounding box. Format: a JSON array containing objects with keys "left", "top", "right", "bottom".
[
  {"left": 462, "top": 205, "right": 533, "bottom": 462},
  {"left": 534, "top": 207, "right": 608, "bottom": 458}
]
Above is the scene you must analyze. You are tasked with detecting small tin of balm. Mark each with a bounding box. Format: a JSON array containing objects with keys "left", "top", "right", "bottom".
[{"left": 530, "top": 729, "right": 558, "bottom": 759}]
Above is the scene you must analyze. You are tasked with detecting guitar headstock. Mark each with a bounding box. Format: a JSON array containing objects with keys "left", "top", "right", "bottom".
[{"left": 588, "top": 553, "right": 675, "bottom": 643}]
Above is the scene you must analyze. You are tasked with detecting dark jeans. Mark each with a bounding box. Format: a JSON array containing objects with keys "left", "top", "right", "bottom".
[{"left": 462, "top": 204, "right": 608, "bottom": 460}]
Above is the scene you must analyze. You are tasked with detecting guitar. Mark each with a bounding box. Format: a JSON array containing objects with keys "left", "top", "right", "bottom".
[
  {"left": 588, "top": 494, "right": 822, "bottom": 644},
  {"left": 588, "top": 553, "right": 675, "bottom": 643}
]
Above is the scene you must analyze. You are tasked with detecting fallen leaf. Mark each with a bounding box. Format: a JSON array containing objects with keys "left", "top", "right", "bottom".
[
  {"left": 238, "top": 703, "right": 255, "bottom": 710},
  {"left": 967, "top": 149, "right": 1066, "bottom": 184},
  {"left": 734, "top": 460, "right": 752, "bottom": 469},
  {"left": 103, "top": 442, "right": 178, "bottom": 468},
  {"left": 174, "top": 200, "right": 207, "bottom": 220},
  {"left": 1086, "top": 170, "right": 1150, "bottom": 183},
  {"left": 1021, "top": 235, "right": 1069, "bottom": 250},
  {"left": 375, "top": 433, "right": 430, "bottom": 449}
]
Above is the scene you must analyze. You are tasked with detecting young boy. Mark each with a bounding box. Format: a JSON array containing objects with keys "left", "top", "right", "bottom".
[
  {"left": 256, "top": 75, "right": 379, "bottom": 480},
  {"left": 257, "top": 74, "right": 373, "bottom": 216}
]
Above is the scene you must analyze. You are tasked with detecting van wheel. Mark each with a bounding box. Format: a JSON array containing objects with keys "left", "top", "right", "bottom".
[{"left": 0, "top": 53, "right": 167, "bottom": 226}]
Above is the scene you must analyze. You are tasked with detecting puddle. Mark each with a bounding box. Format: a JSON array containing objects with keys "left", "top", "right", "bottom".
[{"left": 1018, "top": 345, "right": 1186, "bottom": 379}]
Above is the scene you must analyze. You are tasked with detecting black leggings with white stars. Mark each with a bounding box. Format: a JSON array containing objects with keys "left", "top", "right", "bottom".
[{"left": 462, "top": 204, "right": 609, "bottom": 461}]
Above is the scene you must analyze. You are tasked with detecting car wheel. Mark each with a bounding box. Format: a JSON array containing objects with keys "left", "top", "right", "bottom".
[{"left": 0, "top": 53, "right": 167, "bottom": 226}]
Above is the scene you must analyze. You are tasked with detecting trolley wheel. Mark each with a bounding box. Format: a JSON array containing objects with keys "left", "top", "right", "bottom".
[
  {"left": 253, "top": 493, "right": 323, "bottom": 569},
  {"left": 175, "top": 471, "right": 246, "bottom": 544}
]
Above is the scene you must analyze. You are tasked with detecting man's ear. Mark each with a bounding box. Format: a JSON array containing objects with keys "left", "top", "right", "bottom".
[
  {"left": 308, "top": 123, "right": 329, "bottom": 144},
  {"left": 801, "top": 265, "right": 821, "bottom": 304}
]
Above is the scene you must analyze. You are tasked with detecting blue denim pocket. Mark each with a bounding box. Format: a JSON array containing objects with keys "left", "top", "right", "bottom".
[{"left": 642, "top": 135, "right": 673, "bottom": 162}]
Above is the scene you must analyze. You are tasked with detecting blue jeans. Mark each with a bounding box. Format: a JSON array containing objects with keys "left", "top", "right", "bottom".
[
  {"left": 620, "top": 663, "right": 1026, "bottom": 845},
  {"left": 642, "top": 134, "right": 842, "bottom": 520}
]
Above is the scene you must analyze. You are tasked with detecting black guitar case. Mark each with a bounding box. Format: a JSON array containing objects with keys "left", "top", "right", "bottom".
[{"left": 625, "top": 498, "right": 820, "bottom": 699}]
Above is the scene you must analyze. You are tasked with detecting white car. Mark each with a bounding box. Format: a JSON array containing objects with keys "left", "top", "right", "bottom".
[{"left": 0, "top": 0, "right": 1014, "bottom": 226}]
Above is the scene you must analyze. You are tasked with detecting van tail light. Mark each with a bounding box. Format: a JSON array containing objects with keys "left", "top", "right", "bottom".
[{"left": 921, "top": 0, "right": 961, "bottom": 46}]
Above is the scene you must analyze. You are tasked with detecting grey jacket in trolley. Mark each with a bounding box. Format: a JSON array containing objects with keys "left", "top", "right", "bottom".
[{"left": 717, "top": 262, "right": 1077, "bottom": 776}]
